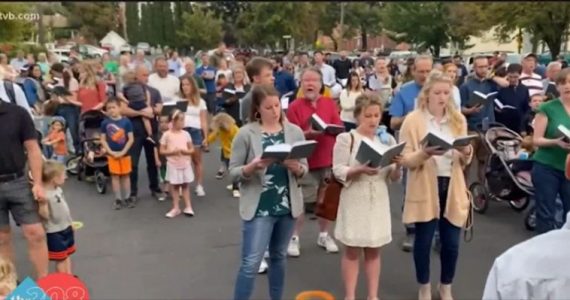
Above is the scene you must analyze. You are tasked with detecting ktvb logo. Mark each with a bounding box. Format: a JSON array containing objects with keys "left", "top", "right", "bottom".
[{"left": 7, "top": 275, "right": 89, "bottom": 300}]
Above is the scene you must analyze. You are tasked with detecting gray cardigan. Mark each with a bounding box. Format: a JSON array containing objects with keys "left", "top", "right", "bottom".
[{"left": 229, "top": 121, "right": 309, "bottom": 221}]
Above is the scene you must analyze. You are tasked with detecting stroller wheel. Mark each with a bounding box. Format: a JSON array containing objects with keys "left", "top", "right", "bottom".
[
  {"left": 95, "top": 171, "right": 107, "bottom": 194},
  {"left": 66, "top": 156, "right": 81, "bottom": 176},
  {"left": 470, "top": 182, "right": 489, "bottom": 214},
  {"left": 525, "top": 205, "right": 536, "bottom": 231},
  {"left": 509, "top": 196, "right": 530, "bottom": 212}
]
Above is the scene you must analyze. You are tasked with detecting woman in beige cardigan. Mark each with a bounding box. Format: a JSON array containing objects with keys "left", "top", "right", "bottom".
[{"left": 399, "top": 71, "right": 473, "bottom": 300}]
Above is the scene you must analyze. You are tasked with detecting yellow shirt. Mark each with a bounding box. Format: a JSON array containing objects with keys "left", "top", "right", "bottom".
[
  {"left": 295, "top": 86, "right": 332, "bottom": 99},
  {"left": 207, "top": 124, "right": 239, "bottom": 159}
]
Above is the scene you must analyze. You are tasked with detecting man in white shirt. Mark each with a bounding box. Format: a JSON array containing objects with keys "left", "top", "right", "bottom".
[
  {"left": 10, "top": 51, "right": 26, "bottom": 71},
  {"left": 0, "top": 69, "right": 32, "bottom": 116},
  {"left": 482, "top": 212, "right": 570, "bottom": 299},
  {"left": 130, "top": 49, "right": 152, "bottom": 72},
  {"left": 148, "top": 57, "right": 180, "bottom": 104},
  {"left": 314, "top": 51, "right": 341, "bottom": 98},
  {"left": 519, "top": 53, "right": 544, "bottom": 97}
]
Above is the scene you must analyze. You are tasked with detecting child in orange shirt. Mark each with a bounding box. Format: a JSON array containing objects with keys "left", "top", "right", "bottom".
[{"left": 42, "top": 118, "right": 68, "bottom": 163}]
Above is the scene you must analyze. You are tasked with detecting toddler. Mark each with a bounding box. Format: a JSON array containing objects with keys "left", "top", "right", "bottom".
[
  {"left": 42, "top": 118, "right": 67, "bottom": 163},
  {"left": 521, "top": 94, "right": 544, "bottom": 153},
  {"left": 215, "top": 74, "right": 229, "bottom": 113},
  {"left": 119, "top": 70, "right": 155, "bottom": 144},
  {"left": 39, "top": 160, "right": 75, "bottom": 275},
  {"left": 160, "top": 110, "right": 195, "bottom": 218},
  {"left": 206, "top": 112, "right": 240, "bottom": 198}
]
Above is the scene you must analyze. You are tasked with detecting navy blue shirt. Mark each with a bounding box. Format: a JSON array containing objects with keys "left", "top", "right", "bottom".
[
  {"left": 389, "top": 80, "right": 422, "bottom": 118},
  {"left": 196, "top": 66, "right": 217, "bottom": 94},
  {"left": 460, "top": 77, "right": 498, "bottom": 131},
  {"left": 274, "top": 70, "right": 296, "bottom": 97},
  {"left": 495, "top": 84, "right": 530, "bottom": 133},
  {"left": 101, "top": 117, "right": 133, "bottom": 152}
]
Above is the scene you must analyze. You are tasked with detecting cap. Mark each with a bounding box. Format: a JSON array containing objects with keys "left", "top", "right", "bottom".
[
  {"left": 50, "top": 116, "right": 66, "bottom": 127},
  {"left": 523, "top": 53, "right": 537, "bottom": 60}
]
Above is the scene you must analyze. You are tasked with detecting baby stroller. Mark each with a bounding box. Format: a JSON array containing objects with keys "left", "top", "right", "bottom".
[
  {"left": 66, "top": 110, "right": 109, "bottom": 194},
  {"left": 469, "top": 124, "right": 533, "bottom": 214}
]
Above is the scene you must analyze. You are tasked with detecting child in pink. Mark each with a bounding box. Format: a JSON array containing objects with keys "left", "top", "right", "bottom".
[{"left": 159, "top": 110, "right": 195, "bottom": 218}]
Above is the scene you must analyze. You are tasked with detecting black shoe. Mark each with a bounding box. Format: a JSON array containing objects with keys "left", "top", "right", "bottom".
[
  {"left": 401, "top": 234, "right": 414, "bottom": 252},
  {"left": 113, "top": 199, "right": 123, "bottom": 210},
  {"left": 127, "top": 196, "right": 137, "bottom": 208}
]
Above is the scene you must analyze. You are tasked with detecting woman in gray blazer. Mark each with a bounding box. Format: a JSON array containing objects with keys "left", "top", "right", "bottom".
[{"left": 230, "top": 85, "right": 309, "bottom": 300}]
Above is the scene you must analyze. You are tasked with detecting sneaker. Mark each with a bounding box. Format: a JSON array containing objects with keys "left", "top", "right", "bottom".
[
  {"left": 183, "top": 207, "right": 195, "bottom": 217},
  {"left": 287, "top": 236, "right": 301, "bottom": 257},
  {"left": 215, "top": 169, "right": 225, "bottom": 179},
  {"left": 258, "top": 258, "right": 268, "bottom": 274},
  {"left": 195, "top": 185, "right": 206, "bottom": 197},
  {"left": 401, "top": 234, "right": 414, "bottom": 252},
  {"left": 165, "top": 208, "right": 181, "bottom": 218},
  {"left": 152, "top": 190, "right": 166, "bottom": 202},
  {"left": 317, "top": 233, "right": 339, "bottom": 253},
  {"left": 113, "top": 199, "right": 123, "bottom": 210},
  {"left": 126, "top": 196, "right": 137, "bottom": 208},
  {"left": 226, "top": 184, "right": 233, "bottom": 191},
  {"left": 232, "top": 189, "right": 240, "bottom": 198}
]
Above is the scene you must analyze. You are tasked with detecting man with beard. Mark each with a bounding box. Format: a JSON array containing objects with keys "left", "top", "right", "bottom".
[{"left": 286, "top": 67, "right": 342, "bottom": 257}]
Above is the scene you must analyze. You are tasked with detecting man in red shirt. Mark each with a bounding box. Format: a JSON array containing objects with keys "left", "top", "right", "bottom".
[{"left": 286, "top": 67, "right": 342, "bottom": 256}]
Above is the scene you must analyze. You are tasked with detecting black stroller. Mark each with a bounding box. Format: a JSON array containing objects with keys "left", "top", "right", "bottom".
[
  {"left": 469, "top": 124, "right": 533, "bottom": 214},
  {"left": 66, "top": 110, "right": 109, "bottom": 194}
]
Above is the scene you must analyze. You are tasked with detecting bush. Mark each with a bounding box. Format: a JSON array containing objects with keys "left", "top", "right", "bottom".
[{"left": 0, "top": 42, "right": 48, "bottom": 58}]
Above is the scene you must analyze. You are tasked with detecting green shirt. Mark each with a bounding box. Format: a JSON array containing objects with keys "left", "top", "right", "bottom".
[
  {"left": 193, "top": 74, "right": 206, "bottom": 91},
  {"left": 532, "top": 99, "right": 570, "bottom": 171},
  {"left": 255, "top": 131, "right": 291, "bottom": 217},
  {"left": 104, "top": 61, "right": 119, "bottom": 75}
]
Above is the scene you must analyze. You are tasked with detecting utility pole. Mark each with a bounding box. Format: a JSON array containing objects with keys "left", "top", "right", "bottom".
[{"left": 340, "top": 2, "right": 345, "bottom": 50}]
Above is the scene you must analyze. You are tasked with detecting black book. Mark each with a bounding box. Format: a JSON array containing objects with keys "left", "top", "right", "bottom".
[
  {"left": 311, "top": 114, "right": 345, "bottom": 135},
  {"left": 261, "top": 140, "right": 318, "bottom": 161},
  {"left": 421, "top": 131, "right": 478, "bottom": 152},
  {"left": 468, "top": 91, "right": 498, "bottom": 107},
  {"left": 355, "top": 138, "right": 406, "bottom": 169},
  {"left": 161, "top": 101, "right": 188, "bottom": 116}
]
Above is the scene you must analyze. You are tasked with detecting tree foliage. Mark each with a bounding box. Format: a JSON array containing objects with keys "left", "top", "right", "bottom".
[
  {"left": 206, "top": 2, "right": 252, "bottom": 47},
  {"left": 486, "top": 2, "right": 570, "bottom": 59},
  {"left": 62, "top": 2, "right": 119, "bottom": 42},
  {"left": 125, "top": 2, "right": 139, "bottom": 44},
  {"left": 0, "top": 3, "right": 35, "bottom": 42},
  {"left": 382, "top": 2, "right": 488, "bottom": 56},
  {"left": 176, "top": 7, "right": 223, "bottom": 50}
]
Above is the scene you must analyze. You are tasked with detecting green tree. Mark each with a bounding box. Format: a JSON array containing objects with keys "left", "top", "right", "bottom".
[
  {"left": 345, "top": 2, "right": 384, "bottom": 51},
  {"left": 125, "top": 2, "right": 140, "bottom": 44},
  {"left": 486, "top": 2, "right": 570, "bottom": 59},
  {"left": 206, "top": 2, "right": 251, "bottom": 46},
  {"left": 62, "top": 2, "right": 119, "bottom": 42},
  {"left": 176, "top": 7, "right": 223, "bottom": 50},
  {"left": 161, "top": 2, "right": 176, "bottom": 49},
  {"left": 140, "top": 3, "right": 152, "bottom": 45},
  {"left": 0, "top": 3, "right": 35, "bottom": 42}
]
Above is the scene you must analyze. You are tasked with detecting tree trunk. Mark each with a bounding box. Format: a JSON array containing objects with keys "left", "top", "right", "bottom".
[
  {"left": 360, "top": 26, "right": 368, "bottom": 51},
  {"left": 434, "top": 45, "right": 440, "bottom": 57},
  {"left": 37, "top": 5, "right": 46, "bottom": 45},
  {"left": 331, "top": 36, "right": 338, "bottom": 51},
  {"left": 546, "top": 35, "right": 562, "bottom": 60}
]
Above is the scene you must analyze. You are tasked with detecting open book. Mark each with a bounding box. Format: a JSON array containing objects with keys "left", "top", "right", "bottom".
[
  {"left": 355, "top": 138, "right": 406, "bottom": 169},
  {"left": 280, "top": 91, "right": 295, "bottom": 110},
  {"left": 558, "top": 124, "right": 570, "bottom": 143},
  {"left": 468, "top": 91, "right": 498, "bottom": 107},
  {"left": 494, "top": 99, "right": 516, "bottom": 110},
  {"left": 311, "top": 114, "right": 345, "bottom": 135},
  {"left": 261, "top": 140, "right": 317, "bottom": 161},
  {"left": 421, "top": 131, "right": 478, "bottom": 152},
  {"left": 161, "top": 101, "right": 188, "bottom": 116}
]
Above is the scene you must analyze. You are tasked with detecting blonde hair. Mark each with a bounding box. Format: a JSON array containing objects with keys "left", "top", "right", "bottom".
[
  {"left": 211, "top": 112, "right": 236, "bottom": 132},
  {"left": 353, "top": 92, "right": 384, "bottom": 120},
  {"left": 170, "top": 109, "right": 185, "bottom": 123},
  {"left": 417, "top": 70, "right": 464, "bottom": 135},
  {"left": 0, "top": 257, "right": 16, "bottom": 297},
  {"left": 122, "top": 70, "right": 137, "bottom": 85},
  {"left": 80, "top": 60, "right": 99, "bottom": 88},
  {"left": 41, "top": 160, "right": 66, "bottom": 184}
]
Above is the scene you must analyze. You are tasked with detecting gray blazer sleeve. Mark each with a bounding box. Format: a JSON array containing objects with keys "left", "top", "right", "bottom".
[
  {"left": 287, "top": 123, "right": 310, "bottom": 180},
  {"left": 229, "top": 128, "right": 252, "bottom": 182}
]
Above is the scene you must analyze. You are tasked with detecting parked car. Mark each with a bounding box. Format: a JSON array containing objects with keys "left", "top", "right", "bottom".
[
  {"left": 137, "top": 42, "right": 151, "bottom": 55},
  {"left": 119, "top": 44, "right": 133, "bottom": 55},
  {"left": 77, "top": 44, "right": 108, "bottom": 58}
]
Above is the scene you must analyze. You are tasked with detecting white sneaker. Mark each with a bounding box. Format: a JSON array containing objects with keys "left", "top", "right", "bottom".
[
  {"left": 317, "top": 233, "right": 339, "bottom": 253},
  {"left": 287, "top": 236, "right": 301, "bottom": 257},
  {"left": 226, "top": 184, "right": 233, "bottom": 191},
  {"left": 195, "top": 185, "right": 206, "bottom": 197},
  {"left": 258, "top": 258, "right": 268, "bottom": 274},
  {"left": 232, "top": 190, "right": 240, "bottom": 198}
]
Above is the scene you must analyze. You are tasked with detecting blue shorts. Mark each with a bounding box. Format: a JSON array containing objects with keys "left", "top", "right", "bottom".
[
  {"left": 184, "top": 127, "right": 203, "bottom": 146},
  {"left": 47, "top": 225, "right": 76, "bottom": 261}
]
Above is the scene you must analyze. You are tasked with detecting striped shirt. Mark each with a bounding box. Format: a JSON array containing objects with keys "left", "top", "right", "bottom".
[{"left": 520, "top": 72, "right": 543, "bottom": 97}]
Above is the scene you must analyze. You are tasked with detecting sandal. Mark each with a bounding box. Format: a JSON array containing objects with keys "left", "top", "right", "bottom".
[
  {"left": 165, "top": 208, "right": 181, "bottom": 218},
  {"left": 183, "top": 208, "right": 195, "bottom": 217}
]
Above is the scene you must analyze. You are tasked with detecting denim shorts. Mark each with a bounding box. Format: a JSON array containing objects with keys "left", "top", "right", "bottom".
[
  {"left": 185, "top": 127, "right": 203, "bottom": 146},
  {"left": 0, "top": 176, "right": 41, "bottom": 227}
]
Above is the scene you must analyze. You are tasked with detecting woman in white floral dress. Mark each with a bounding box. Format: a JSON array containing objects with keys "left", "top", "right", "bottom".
[{"left": 332, "top": 93, "right": 402, "bottom": 300}]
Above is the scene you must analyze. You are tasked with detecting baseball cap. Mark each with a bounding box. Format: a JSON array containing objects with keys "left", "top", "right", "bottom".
[{"left": 523, "top": 53, "right": 537, "bottom": 60}]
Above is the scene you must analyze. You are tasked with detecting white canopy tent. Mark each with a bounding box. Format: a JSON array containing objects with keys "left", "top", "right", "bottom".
[{"left": 99, "top": 31, "right": 127, "bottom": 52}]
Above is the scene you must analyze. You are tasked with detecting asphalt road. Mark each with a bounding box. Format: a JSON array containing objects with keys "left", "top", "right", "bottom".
[{"left": 13, "top": 141, "right": 534, "bottom": 300}]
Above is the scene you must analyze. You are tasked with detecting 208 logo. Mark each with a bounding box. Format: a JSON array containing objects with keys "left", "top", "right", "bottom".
[{"left": 8, "top": 274, "right": 89, "bottom": 300}]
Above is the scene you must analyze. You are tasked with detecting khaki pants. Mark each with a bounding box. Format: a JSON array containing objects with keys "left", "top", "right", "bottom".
[{"left": 299, "top": 168, "right": 331, "bottom": 204}]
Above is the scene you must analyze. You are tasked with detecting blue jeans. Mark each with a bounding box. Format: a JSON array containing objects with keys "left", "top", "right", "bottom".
[
  {"left": 413, "top": 177, "right": 461, "bottom": 284},
  {"left": 531, "top": 162, "right": 570, "bottom": 234},
  {"left": 234, "top": 215, "right": 296, "bottom": 300},
  {"left": 56, "top": 104, "right": 80, "bottom": 154}
]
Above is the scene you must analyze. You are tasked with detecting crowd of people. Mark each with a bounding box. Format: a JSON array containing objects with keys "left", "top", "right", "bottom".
[{"left": 0, "top": 41, "right": 569, "bottom": 300}]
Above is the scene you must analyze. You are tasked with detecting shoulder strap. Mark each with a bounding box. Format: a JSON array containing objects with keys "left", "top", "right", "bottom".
[
  {"left": 3, "top": 80, "right": 16, "bottom": 104},
  {"left": 348, "top": 132, "right": 354, "bottom": 153}
]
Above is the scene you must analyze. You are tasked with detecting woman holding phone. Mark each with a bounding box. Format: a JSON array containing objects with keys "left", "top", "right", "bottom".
[{"left": 399, "top": 70, "right": 473, "bottom": 300}]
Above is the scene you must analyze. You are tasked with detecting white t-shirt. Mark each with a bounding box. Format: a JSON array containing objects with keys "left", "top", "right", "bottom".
[
  {"left": 215, "top": 69, "right": 233, "bottom": 83},
  {"left": 183, "top": 98, "right": 207, "bottom": 129},
  {"left": 148, "top": 73, "right": 180, "bottom": 104},
  {"left": 339, "top": 89, "right": 362, "bottom": 123},
  {"left": 318, "top": 63, "right": 337, "bottom": 87}
]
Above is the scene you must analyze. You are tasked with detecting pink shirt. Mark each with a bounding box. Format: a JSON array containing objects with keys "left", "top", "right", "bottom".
[
  {"left": 286, "top": 96, "right": 342, "bottom": 169},
  {"left": 159, "top": 129, "right": 192, "bottom": 169}
]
